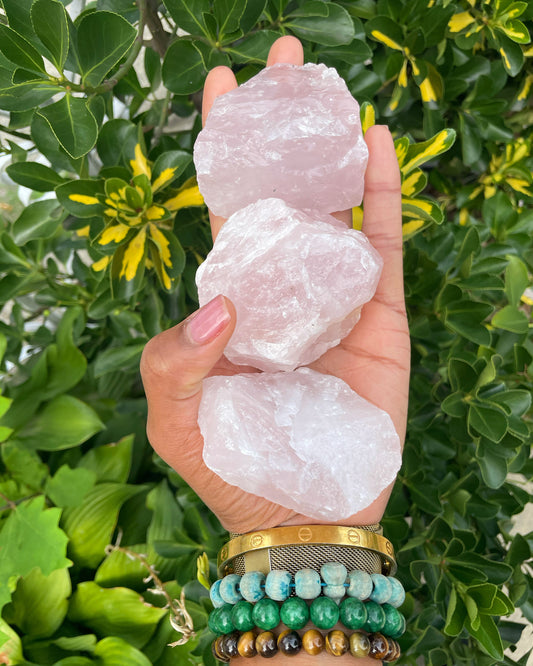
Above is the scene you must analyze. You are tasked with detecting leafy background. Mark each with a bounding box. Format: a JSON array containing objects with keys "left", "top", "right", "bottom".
[{"left": 0, "top": 0, "right": 532, "bottom": 664}]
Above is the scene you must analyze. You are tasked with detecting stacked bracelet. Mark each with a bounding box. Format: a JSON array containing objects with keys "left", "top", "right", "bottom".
[
  {"left": 213, "top": 629, "right": 401, "bottom": 662},
  {"left": 209, "top": 597, "right": 405, "bottom": 638},
  {"left": 210, "top": 567, "right": 405, "bottom": 607}
]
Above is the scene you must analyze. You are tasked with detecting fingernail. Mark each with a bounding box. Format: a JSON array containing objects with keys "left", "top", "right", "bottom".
[{"left": 186, "top": 295, "right": 231, "bottom": 345}]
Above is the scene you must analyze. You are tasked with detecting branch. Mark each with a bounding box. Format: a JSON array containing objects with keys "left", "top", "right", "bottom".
[
  {"left": 145, "top": 0, "right": 170, "bottom": 57},
  {"left": 0, "top": 124, "right": 32, "bottom": 141}
]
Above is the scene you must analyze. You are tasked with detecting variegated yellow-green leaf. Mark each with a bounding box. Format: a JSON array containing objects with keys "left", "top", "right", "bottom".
[
  {"left": 120, "top": 228, "right": 147, "bottom": 282},
  {"left": 500, "top": 19, "right": 531, "bottom": 44},
  {"left": 148, "top": 225, "right": 186, "bottom": 292},
  {"left": 352, "top": 206, "right": 363, "bottom": 230},
  {"left": 360, "top": 102, "right": 375, "bottom": 134},
  {"left": 370, "top": 30, "right": 403, "bottom": 51},
  {"left": 402, "top": 196, "right": 444, "bottom": 224},
  {"left": 98, "top": 222, "right": 131, "bottom": 246},
  {"left": 387, "top": 81, "right": 406, "bottom": 113},
  {"left": 448, "top": 11, "right": 476, "bottom": 33},
  {"left": 402, "top": 169, "right": 428, "bottom": 197},
  {"left": 398, "top": 59, "right": 408, "bottom": 87},
  {"left": 130, "top": 143, "right": 151, "bottom": 180},
  {"left": 196, "top": 552, "right": 210, "bottom": 590},
  {"left": 402, "top": 129, "right": 456, "bottom": 175},
  {"left": 417, "top": 63, "right": 444, "bottom": 104},
  {"left": 402, "top": 218, "right": 426, "bottom": 238},
  {"left": 163, "top": 179, "right": 204, "bottom": 212},
  {"left": 394, "top": 137, "right": 410, "bottom": 168}
]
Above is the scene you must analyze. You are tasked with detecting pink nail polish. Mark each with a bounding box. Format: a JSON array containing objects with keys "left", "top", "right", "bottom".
[{"left": 186, "top": 295, "right": 231, "bottom": 345}]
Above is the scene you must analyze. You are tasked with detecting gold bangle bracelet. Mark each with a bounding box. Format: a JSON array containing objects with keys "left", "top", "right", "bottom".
[{"left": 217, "top": 525, "right": 397, "bottom": 577}]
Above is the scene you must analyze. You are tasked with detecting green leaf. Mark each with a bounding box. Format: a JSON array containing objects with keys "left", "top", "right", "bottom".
[
  {"left": 1, "top": 441, "right": 48, "bottom": 490},
  {"left": 468, "top": 402, "right": 508, "bottom": 442},
  {"left": 225, "top": 30, "right": 281, "bottom": 64},
  {"left": 285, "top": 1, "right": 355, "bottom": 46},
  {"left": 77, "top": 11, "right": 137, "bottom": 87},
  {"left": 6, "top": 161, "right": 67, "bottom": 192},
  {"left": 0, "top": 81, "right": 64, "bottom": 112},
  {"left": 94, "top": 636, "right": 152, "bottom": 666},
  {"left": 504, "top": 255, "right": 530, "bottom": 306},
  {"left": 78, "top": 435, "right": 134, "bottom": 484},
  {"left": 11, "top": 199, "right": 63, "bottom": 245},
  {"left": 45, "top": 465, "right": 97, "bottom": 508},
  {"left": 96, "top": 118, "right": 138, "bottom": 167},
  {"left": 68, "top": 582, "right": 166, "bottom": 649},
  {"left": 151, "top": 150, "right": 192, "bottom": 192},
  {"left": 465, "top": 613, "right": 504, "bottom": 660},
  {"left": 14, "top": 395, "right": 104, "bottom": 451},
  {"left": 402, "top": 129, "right": 457, "bottom": 174},
  {"left": 94, "top": 344, "right": 145, "bottom": 378},
  {"left": 162, "top": 39, "right": 206, "bottom": 94},
  {"left": 0, "top": 496, "right": 70, "bottom": 611},
  {"left": 444, "top": 300, "right": 494, "bottom": 346},
  {"left": 55, "top": 179, "right": 106, "bottom": 218},
  {"left": 492, "top": 305, "right": 529, "bottom": 334},
  {"left": 62, "top": 482, "right": 145, "bottom": 568},
  {"left": 36, "top": 95, "right": 98, "bottom": 159},
  {"left": 0, "top": 617, "right": 24, "bottom": 663},
  {"left": 500, "top": 18, "right": 531, "bottom": 43},
  {"left": 5, "top": 567, "right": 71, "bottom": 639},
  {"left": 0, "top": 25, "right": 46, "bottom": 75},
  {"left": 366, "top": 15, "right": 404, "bottom": 50},
  {"left": 146, "top": 481, "right": 184, "bottom": 580},
  {"left": 30, "top": 0, "right": 69, "bottom": 71},
  {"left": 162, "top": 0, "right": 211, "bottom": 36},
  {"left": 215, "top": 0, "right": 246, "bottom": 37}
]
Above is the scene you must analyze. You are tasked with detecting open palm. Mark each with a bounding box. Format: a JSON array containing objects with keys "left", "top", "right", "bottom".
[{"left": 141, "top": 37, "right": 410, "bottom": 533}]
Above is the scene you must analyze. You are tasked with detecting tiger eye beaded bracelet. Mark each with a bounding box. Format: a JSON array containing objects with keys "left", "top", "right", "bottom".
[
  {"left": 210, "top": 566, "right": 405, "bottom": 607},
  {"left": 212, "top": 628, "right": 401, "bottom": 662}
]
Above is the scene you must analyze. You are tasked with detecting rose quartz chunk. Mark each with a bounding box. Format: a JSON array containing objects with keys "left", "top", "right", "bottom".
[
  {"left": 199, "top": 368, "right": 401, "bottom": 521},
  {"left": 196, "top": 198, "right": 382, "bottom": 372},
  {"left": 194, "top": 63, "right": 368, "bottom": 217}
]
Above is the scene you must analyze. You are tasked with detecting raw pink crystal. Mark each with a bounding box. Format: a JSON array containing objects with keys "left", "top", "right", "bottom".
[
  {"left": 194, "top": 63, "right": 368, "bottom": 217},
  {"left": 196, "top": 198, "right": 382, "bottom": 372},
  {"left": 199, "top": 368, "right": 401, "bottom": 521}
]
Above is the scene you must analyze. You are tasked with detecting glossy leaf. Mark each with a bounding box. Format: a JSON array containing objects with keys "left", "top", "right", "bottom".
[
  {"left": 0, "top": 25, "right": 46, "bottom": 75},
  {"left": 162, "top": 39, "right": 206, "bottom": 94},
  {"left": 36, "top": 95, "right": 98, "bottom": 159},
  {"left": 11, "top": 199, "right": 63, "bottom": 244},
  {"left": 77, "top": 11, "right": 137, "bottom": 87},
  {"left": 31, "top": 0, "right": 70, "bottom": 71},
  {"left": 285, "top": 1, "right": 355, "bottom": 46},
  {"left": 6, "top": 161, "right": 67, "bottom": 191},
  {"left": 45, "top": 465, "right": 97, "bottom": 508},
  {"left": 78, "top": 435, "right": 134, "bottom": 484},
  {"left": 68, "top": 582, "right": 166, "bottom": 649},
  {"left": 162, "top": 0, "right": 211, "bottom": 36}
]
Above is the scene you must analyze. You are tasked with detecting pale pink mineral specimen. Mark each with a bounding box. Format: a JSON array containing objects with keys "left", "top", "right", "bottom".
[
  {"left": 196, "top": 198, "right": 382, "bottom": 372},
  {"left": 194, "top": 63, "right": 368, "bottom": 217},
  {"left": 199, "top": 368, "right": 401, "bottom": 521}
]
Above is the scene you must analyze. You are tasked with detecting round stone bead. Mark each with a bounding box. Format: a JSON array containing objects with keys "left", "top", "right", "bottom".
[
  {"left": 384, "top": 638, "right": 401, "bottom": 662},
  {"left": 280, "top": 596, "right": 309, "bottom": 630},
  {"left": 363, "top": 601, "right": 386, "bottom": 633},
  {"left": 231, "top": 600, "right": 255, "bottom": 632},
  {"left": 219, "top": 574, "right": 243, "bottom": 604},
  {"left": 265, "top": 569, "right": 292, "bottom": 601},
  {"left": 387, "top": 576, "right": 406, "bottom": 608},
  {"left": 278, "top": 629, "right": 303, "bottom": 655},
  {"left": 325, "top": 630, "right": 349, "bottom": 656},
  {"left": 310, "top": 596, "right": 339, "bottom": 630},
  {"left": 256, "top": 631, "right": 278, "bottom": 658},
  {"left": 347, "top": 570, "right": 373, "bottom": 600},
  {"left": 209, "top": 579, "right": 225, "bottom": 608},
  {"left": 369, "top": 632, "right": 390, "bottom": 660},
  {"left": 388, "top": 610, "right": 406, "bottom": 639},
  {"left": 213, "top": 604, "right": 234, "bottom": 634},
  {"left": 212, "top": 636, "right": 230, "bottom": 662},
  {"left": 252, "top": 598, "right": 280, "bottom": 631},
  {"left": 220, "top": 631, "right": 240, "bottom": 659},
  {"left": 238, "top": 631, "right": 258, "bottom": 658},
  {"left": 302, "top": 629, "right": 325, "bottom": 655},
  {"left": 349, "top": 631, "right": 370, "bottom": 658},
  {"left": 240, "top": 571, "right": 266, "bottom": 603},
  {"left": 294, "top": 568, "right": 322, "bottom": 599},
  {"left": 339, "top": 597, "right": 367, "bottom": 630},
  {"left": 382, "top": 603, "right": 404, "bottom": 638},
  {"left": 369, "top": 573, "right": 392, "bottom": 604},
  {"left": 321, "top": 562, "right": 348, "bottom": 601}
]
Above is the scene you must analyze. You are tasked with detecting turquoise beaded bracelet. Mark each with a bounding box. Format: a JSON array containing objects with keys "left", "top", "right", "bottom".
[
  {"left": 213, "top": 628, "right": 401, "bottom": 662},
  {"left": 210, "top": 564, "right": 405, "bottom": 608},
  {"left": 209, "top": 596, "right": 406, "bottom": 638}
]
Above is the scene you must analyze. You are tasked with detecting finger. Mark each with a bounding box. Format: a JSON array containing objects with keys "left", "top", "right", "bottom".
[
  {"left": 202, "top": 66, "right": 238, "bottom": 126},
  {"left": 266, "top": 35, "right": 304, "bottom": 66},
  {"left": 362, "top": 125, "right": 403, "bottom": 305}
]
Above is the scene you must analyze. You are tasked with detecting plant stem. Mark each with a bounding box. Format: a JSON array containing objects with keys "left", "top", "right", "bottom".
[{"left": 0, "top": 124, "right": 32, "bottom": 141}]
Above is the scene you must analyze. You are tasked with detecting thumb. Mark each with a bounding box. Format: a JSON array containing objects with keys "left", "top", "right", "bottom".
[{"left": 140, "top": 295, "right": 236, "bottom": 439}]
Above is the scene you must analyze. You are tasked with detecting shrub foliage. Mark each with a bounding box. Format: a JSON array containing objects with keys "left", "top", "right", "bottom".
[{"left": 0, "top": 0, "right": 532, "bottom": 664}]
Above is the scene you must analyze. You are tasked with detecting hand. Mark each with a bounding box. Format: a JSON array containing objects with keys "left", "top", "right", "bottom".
[{"left": 140, "top": 36, "right": 410, "bottom": 533}]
